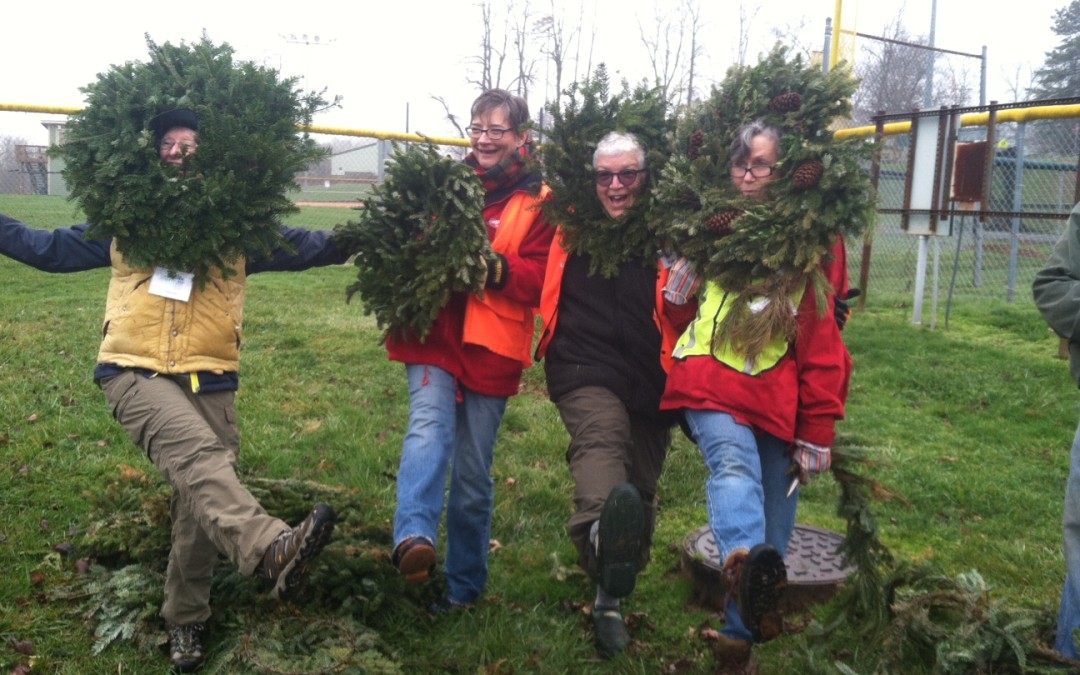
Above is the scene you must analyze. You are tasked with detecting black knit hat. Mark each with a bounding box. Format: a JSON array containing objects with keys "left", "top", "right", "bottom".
[{"left": 149, "top": 107, "right": 198, "bottom": 142}]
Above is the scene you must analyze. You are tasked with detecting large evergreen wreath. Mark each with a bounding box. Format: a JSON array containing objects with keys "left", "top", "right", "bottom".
[
  {"left": 651, "top": 45, "right": 877, "bottom": 356},
  {"left": 538, "top": 65, "right": 672, "bottom": 277},
  {"left": 56, "top": 34, "right": 331, "bottom": 285},
  {"left": 331, "top": 142, "right": 489, "bottom": 343}
]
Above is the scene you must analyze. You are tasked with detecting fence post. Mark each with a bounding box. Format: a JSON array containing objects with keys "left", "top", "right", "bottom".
[{"left": 1007, "top": 121, "right": 1026, "bottom": 303}]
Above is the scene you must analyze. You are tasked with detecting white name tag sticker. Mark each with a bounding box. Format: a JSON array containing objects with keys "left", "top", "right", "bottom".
[{"left": 149, "top": 267, "right": 194, "bottom": 302}]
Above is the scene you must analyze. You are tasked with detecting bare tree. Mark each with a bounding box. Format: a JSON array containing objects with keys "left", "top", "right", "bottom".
[
  {"left": 639, "top": 1, "right": 687, "bottom": 105},
  {"left": 683, "top": 0, "right": 706, "bottom": 107},
  {"left": 536, "top": 0, "right": 579, "bottom": 112},
  {"left": 769, "top": 16, "right": 816, "bottom": 59},
  {"left": 850, "top": 14, "right": 931, "bottom": 124},
  {"left": 431, "top": 95, "right": 467, "bottom": 138},
  {"left": 470, "top": 0, "right": 511, "bottom": 91},
  {"left": 736, "top": 2, "right": 762, "bottom": 67},
  {"left": 508, "top": 0, "right": 537, "bottom": 98}
]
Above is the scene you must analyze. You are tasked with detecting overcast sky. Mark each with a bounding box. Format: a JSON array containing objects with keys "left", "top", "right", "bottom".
[{"left": 1, "top": 0, "right": 1066, "bottom": 145}]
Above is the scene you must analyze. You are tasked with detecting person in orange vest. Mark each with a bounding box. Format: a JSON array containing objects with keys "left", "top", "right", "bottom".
[
  {"left": 387, "top": 89, "right": 555, "bottom": 613},
  {"left": 535, "top": 130, "right": 691, "bottom": 658}
]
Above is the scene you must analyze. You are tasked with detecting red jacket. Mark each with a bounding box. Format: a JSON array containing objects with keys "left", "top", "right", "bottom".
[
  {"left": 660, "top": 239, "right": 852, "bottom": 447},
  {"left": 386, "top": 181, "right": 553, "bottom": 397}
]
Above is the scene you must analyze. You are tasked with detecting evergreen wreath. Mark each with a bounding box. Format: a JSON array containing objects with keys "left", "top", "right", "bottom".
[
  {"left": 332, "top": 142, "right": 489, "bottom": 343},
  {"left": 651, "top": 45, "right": 876, "bottom": 357},
  {"left": 56, "top": 34, "right": 332, "bottom": 286},
  {"left": 538, "top": 65, "right": 672, "bottom": 277}
]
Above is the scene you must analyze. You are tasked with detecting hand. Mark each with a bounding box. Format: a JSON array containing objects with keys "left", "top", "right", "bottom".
[
  {"left": 834, "top": 288, "right": 861, "bottom": 330},
  {"left": 663, "top": 257, "right": 700, "bottom": 305},
  {"left": 792, "top": 439, "right": 831, "bottom": 484}
]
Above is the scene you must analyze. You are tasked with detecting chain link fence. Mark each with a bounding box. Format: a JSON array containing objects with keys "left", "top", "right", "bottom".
[{"left": 843, "top": 102, "right": 1078, "bottom": 326}]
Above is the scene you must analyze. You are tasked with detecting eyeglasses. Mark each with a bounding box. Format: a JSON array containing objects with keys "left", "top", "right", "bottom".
[
  {"left": 595, "top": 169, "right": 647, "bottom": 187},
  {"left": 730, "top": 165, "right": 776, "bottom": 179},
  {"left": 160, "top": 139, "right": 197, "bottom": 152},
  {"left": 466, "top": 126, "right": 512, "bottom": 140}
]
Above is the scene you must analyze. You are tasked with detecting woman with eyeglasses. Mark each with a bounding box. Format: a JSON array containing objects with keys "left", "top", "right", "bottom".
[
  {"left": 535, "top": 130, "right": 688, "bottom": 658},
  {"left": 660, "top": 118, "right": 852, "bottom": 672},
  {"left": 387, "top": 89, "right": 555, "bottom": 614}
]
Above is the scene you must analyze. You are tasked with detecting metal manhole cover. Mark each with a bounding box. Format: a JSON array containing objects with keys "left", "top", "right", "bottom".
[{"left": 681, "top": 524, "right": 852, "bottom": 612}]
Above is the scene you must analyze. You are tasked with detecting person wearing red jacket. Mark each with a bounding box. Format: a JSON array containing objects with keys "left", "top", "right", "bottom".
[
  {"left": 660, "top": 119, "right": 852, "bottom": 672},
  {"left": 387, "top": 89, "right": 554, "bottom": 613}
]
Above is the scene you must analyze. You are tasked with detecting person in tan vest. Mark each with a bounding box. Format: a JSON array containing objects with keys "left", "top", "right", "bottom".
[{"left": 0, "top": 107, "right": 347, "bottom": 673}]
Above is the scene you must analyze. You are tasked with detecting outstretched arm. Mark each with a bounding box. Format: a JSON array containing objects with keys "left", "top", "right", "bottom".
[{"left": 0, "top": 214, "right": 111, "bottom": 272}]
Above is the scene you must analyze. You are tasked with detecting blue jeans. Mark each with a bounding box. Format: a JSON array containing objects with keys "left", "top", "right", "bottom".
[
  {"left": 393, "top": 364, "right": 507, "bottom": 605},
  {"left": 1056, "top": 418, "right": 1080, "bottom": 657},
  {"left": 684, "top": 409, "right": 797, "bottom": 643}
]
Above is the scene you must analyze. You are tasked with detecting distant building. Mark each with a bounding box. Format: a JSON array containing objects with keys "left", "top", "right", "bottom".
[
  {"left": 330, "top": 140, "right": 391, "bottom": 181},
  {"left": 42, "top": 120, "right": 68, "bottom": 196}
]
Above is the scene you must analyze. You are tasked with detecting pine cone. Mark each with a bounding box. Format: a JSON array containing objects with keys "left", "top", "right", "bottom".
[
  {"left": 706, "top": 210, "right": 740, "bottom": 235},
  {"left": 688, "top": 130, "right": 706, "bottom": 160},
  {"left": 792, "top": 160, "right": 825, "bottom": 189},
  {"left": 769, "top": 92, "right": 803, "bottom": 114},
  {"left": 680, "top": 189, "right": 703, "bottom": 211}
]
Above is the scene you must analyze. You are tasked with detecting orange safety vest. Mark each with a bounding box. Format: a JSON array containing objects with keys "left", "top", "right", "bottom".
[{"left": 462, "top": 184, "right": 551, "bottom": 367}]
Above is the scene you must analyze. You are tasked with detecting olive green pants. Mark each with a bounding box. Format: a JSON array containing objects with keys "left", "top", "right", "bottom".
[
  {"left": 555, "top": 386, "right": 671, "bottom": 583},
  {"left": 100, "top": 370, "right": 287, "bottom": 625}
]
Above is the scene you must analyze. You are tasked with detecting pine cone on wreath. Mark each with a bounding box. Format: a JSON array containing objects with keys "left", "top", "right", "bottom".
[
  {"left": 680, "top": 189, "right": 703, "bottom": 211},
  {"left": 768, "top": 92, "right": 803, "bottom": 114},
  {"left": 792, "top": 160, "right": 825, "bottom": 189},
  {"left": 688, "top": 130, "right": 706, "bottom": 160},
  {"left": 707, "top": 210, "right": 741, "bottom": 235}
]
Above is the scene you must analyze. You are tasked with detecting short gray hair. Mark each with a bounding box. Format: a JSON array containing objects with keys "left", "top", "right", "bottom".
[{"left": 593, "top": 131, "right": 645, "bottom": 167}]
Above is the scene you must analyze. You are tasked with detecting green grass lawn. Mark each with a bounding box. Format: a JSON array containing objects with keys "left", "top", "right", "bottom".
[{"left": 0, "top": 194, "right": 1075, "bottom": 673}]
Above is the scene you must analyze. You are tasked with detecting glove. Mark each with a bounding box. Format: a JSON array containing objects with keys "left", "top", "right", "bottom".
[
  {"left": 793, "top": 439, "right": 831, "bottom": 484},
  {"left": 662, "top": 257, "right": 700, "bottom": 305},
  {"left": 834, "top": 288, "right": 861, "bottom": 331}
]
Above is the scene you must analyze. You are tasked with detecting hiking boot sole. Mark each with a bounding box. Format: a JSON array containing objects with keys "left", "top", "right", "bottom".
[
  {"left": 598, "top": 483, "right": 644, "bottom": 598},
  {"left": 395, "top": 538, "right": 436, "bottom": 584},
  {"left": 273, "top": 503, "right": 336, "bottom": 601},
  {"left": 739, "top": 543, "right": 787, "bottom": 643}
]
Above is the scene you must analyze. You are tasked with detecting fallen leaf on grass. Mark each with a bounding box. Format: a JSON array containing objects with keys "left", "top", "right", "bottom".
[{"left": 10, "top": 638, "right": 33, "bottom": 655}]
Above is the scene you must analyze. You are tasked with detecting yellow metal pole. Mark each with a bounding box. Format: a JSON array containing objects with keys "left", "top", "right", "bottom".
[{"left": 831, "top": 0, "right": 844, "bottom": 70}]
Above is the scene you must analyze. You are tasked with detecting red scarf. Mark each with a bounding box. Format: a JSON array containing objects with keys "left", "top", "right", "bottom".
[{"left": 466, "top": 145, "right": 529, "bottom": 194}]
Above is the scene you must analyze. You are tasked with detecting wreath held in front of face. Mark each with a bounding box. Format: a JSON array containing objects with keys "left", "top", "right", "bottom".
[
  {"left": 57, "top": 34, "right": 332, "bottom": 287},
  {"left": 650, "top": 45, "right": 877, "bottom": 358}
]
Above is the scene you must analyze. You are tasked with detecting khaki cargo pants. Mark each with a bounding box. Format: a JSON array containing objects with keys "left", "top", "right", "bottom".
[{"left": 100, "top": 370, "right": 287, "bottom": 625}]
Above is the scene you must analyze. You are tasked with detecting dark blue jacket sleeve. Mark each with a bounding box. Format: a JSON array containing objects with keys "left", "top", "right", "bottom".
[
  {"left": 0, "top": 213, "right": 111, "bottom": 272},
  {"left": 246, "top": 226, "right": 350, "bottom": 274}
]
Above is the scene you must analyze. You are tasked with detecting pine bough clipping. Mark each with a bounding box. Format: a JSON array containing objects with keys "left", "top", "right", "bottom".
[
  {"left": 333, "top": 142, "right": 489, "bottom": 342},
  {"left": 56, "top": 34, "right": 331, "bottom": 287}
]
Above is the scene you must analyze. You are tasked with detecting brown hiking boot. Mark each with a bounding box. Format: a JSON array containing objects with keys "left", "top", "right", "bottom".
[
  {"left": 721, "top": 543, "right": 787, "bottom": 643},
  {"left": 711, "top": 634, "right": 757, "bottom": 674},
  {"left": 392, "top": 536, "right": 436, "bottom": 583},
  {"left": 259, "top": 502, "right": 336, "bottom": 600}
]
